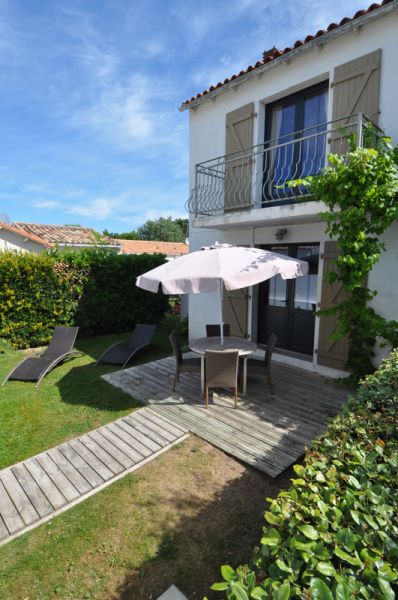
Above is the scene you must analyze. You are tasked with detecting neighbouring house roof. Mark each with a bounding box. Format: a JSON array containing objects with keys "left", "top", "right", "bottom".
[
  {"left": 118, "top": 239, "right": 189, "bottom": 256},
  {"left": 13, "top": 222, "right": 120, "bottom": 247},
  {"left": 180, "top": 0, "right": 395, "bottom": 110},
  {"left": 0, "top": 222, "right": 53, "bottom": 248}
]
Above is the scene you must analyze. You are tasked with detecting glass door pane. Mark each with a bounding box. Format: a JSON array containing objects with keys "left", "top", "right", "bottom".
[{"left": 301, "top": 89, "right": 328, "bottom": 178}]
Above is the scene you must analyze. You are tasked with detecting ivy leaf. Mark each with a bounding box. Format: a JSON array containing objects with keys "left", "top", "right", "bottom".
[
  {"left": 334, "top": 547, "right": 363, "bottom": 567},
  {"left": 211, "top": 582, "right": 229, "bottom": 591},
  {"left": 250, "top": 587, "right": 268, "bottom": 600},
  {"left": 378, "top": 578, "right": 395, "bottom": 600},
  {"left": 261, "top": 528, "right": 281, "bottom": 546},
  {"left": 337, "top": 528, "right": 355, "bottom": 552},
  {"left": 310, "top": 578, "right": 334, "bottom": 600},
  {"left": 316, "top": 562, "right": 336, "bottom": 577},
  {"left": 335, "top": 582, "right": 352, "bottom": 600},
  {"left": 298, "top": 525, "right": 319, "bottom": 540},
  {"left": 221, "top": 565, "right": 236, "bottom": 582},
  {"left": 272, "top": 583, "right": 291, "bottom": 600},
  {"left": 230, "top": 581, "right": 249, "bottom": 600}
]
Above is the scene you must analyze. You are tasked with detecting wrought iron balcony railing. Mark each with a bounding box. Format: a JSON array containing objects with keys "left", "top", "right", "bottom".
[{"left": 187, "top": 113, "right": 382, "bottom": 217}]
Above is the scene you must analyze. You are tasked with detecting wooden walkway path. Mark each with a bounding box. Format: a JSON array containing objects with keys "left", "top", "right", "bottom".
[
  {"left": 105, "top": 355, "right": 348, "bottom": 478},
  {"left": 0, "top": 407, "right": 188, "bottom": 546}
]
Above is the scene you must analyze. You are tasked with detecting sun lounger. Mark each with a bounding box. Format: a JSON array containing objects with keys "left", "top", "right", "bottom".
[{"left": 96, "top": 323, "right": 156, "bottom": 368}]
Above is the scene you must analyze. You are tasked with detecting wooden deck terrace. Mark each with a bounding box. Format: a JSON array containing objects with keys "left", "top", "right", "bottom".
[{"left": 104, "top": 354, "right": 349, "bottom": 478}]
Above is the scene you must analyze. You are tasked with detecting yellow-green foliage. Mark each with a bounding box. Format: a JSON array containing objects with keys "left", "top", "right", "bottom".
[{"left": 0, "top": 249, "right": 168, "bottom": 348}]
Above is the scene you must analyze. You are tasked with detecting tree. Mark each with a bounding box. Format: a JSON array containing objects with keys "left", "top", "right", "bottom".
[
  {"left": 102, "top": 228, "right": 139, "bottom": 240},
  {"left": 137, "top": 217, "right": 187, "bottom": 242},
  {"left": 103, "top": 217, "right": 189, "bottom": 242}
]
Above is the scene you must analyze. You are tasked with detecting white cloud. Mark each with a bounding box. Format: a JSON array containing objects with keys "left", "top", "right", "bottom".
[
  {"left": 68, "top": 197, "right": 118, "bottom": 220},
  {"left": 33, "top": 200, "right": 61, "bottom": 209}
]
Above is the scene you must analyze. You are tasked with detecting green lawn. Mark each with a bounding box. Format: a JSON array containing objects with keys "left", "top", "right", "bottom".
[
  {"left": 0, "top": 435, "right": 287, "bottom": 600},
  {"left": 0, "top": 316, "right": 178, "bottom": 469}
]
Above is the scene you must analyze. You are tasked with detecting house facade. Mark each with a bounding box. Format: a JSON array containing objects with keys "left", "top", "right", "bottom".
[{"left": 181, "top": 0, "right": 398, "bottom": 377}]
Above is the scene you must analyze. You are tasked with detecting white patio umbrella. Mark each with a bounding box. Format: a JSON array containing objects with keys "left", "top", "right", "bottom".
[{"left": 136, "top": 243, "right": 309, "bottom": 344}]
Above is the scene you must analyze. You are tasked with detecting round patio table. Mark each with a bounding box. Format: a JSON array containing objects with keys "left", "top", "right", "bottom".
[{"left": 190, "top": 336, "right": 257, "bottom": 396}]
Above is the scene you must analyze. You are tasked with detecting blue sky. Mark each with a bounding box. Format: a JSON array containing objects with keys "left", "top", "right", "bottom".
[{"left": 0, "top": 0, "right": 368, "bottom": 233}]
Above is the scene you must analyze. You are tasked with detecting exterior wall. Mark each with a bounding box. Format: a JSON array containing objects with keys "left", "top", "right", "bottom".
[
  {"left": 187, "top": 9, "right": 398, "bottom": 377},
  {"left": 0, "top": 231, "right": 44, "bottom": 254},
  {"left": 188, "top": 11, "right": 398, "bottom": 186}
]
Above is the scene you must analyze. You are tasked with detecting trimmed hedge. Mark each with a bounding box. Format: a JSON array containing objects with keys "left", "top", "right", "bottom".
[
  {"left": 211, "top": 351, "right": 398, "bottom": 599},
  {"left": 0, "top": 249, "right": 168, "bottom": 348}
]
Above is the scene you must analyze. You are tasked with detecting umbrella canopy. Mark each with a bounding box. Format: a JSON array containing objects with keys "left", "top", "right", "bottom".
[{"left": 136, "top": 243, "right": 309, "bottom": 294}]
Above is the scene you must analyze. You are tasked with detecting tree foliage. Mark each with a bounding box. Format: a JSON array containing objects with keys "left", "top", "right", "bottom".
[
  {"left": 103, "top": 216, "right": 188, "bottom": 243},
  {"left": 0, "top": 249, "right": 168, "bottom": 348}
]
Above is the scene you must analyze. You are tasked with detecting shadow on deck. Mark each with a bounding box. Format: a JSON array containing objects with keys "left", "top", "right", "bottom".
[{"left": 104, "top": 356, "right": 350, "bottom": 477}]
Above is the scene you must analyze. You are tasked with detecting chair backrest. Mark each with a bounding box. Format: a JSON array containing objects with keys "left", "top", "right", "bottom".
[
  {"left": 206, "top": 323, "right": 231, "bottom": 338},
  {"left": 169, "top": 331, "right": 182, "bottom": 366},
  {"left": 42, "top": 326, "right": 79, "bottom": 360},
  {"left": 128, "top": 323, "right": 157, "bottom": 348},
  {"left": 205, "top": 349, "right": 239, "bottom": 389},
  {"left": 264, "top": 332, "right": 278, "bottom": 372}
]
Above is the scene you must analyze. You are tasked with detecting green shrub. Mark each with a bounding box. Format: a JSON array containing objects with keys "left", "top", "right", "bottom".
[
  {"left": 211, "top": 351, "right": 398, "bottom": 599},
  {"left": 0, "top": 249, "right": 168, "bottom": 348}
]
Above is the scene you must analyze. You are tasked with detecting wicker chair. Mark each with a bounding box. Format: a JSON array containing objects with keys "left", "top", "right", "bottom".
[
  {"left": 245, "top": 332, "right": 278, "bottom": 393},
  {"left": 204, "top": 349, "right": 239, "bottom": 409},
  {"left": 205, "top": 323, "right": 231, "bottom": 338},
  {"left": 169, "top": 331, "right": 201, "bottom": 391}
]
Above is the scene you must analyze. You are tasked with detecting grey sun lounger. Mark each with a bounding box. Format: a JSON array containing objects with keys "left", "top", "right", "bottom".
[
  {"left": 95, "top": 323, "right": 157, "bottom": 369},
  {"left": 2, "top": 326, "right": 81, "bottom": 387}
]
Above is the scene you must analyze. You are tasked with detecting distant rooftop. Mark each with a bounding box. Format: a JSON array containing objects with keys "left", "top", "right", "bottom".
[
  {"left": 118, "top": 239, "right": 188, "bottom": 256},
  {"left": 13, "top": 222, "right": 120, "bottom": 247}
]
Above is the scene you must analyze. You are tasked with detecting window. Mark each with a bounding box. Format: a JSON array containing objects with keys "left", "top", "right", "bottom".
[{"left": 263, "top": 83, "right": 329, "bottom": 204}]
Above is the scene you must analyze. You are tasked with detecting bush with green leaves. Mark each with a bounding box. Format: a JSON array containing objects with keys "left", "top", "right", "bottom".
[
  {"left": 210, "top": 350, "right": 398, "bottom": 599},
  {"left": 0, "top": 249, "right": 168, "bottom": 348}
]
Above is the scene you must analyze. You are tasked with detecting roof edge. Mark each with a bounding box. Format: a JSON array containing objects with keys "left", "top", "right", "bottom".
[
  {"left": 179, "top": 0, "right": 397, "bottom": 112},
  {"left": 0, "top": 222, "right": 53, "bottom": 248}
]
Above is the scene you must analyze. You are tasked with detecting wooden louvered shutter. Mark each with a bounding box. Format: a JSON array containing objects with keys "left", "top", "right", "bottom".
[
  {"left": 317, "top": 242, "right": 349, "bottom": 370},
  {"left": 225, "top": 103, "right": 254, "bottom": 211},
  {"left": 223, "top": 286, "right": 248, "bottom": 338},
  {"left": 330, "top": 49, "right": 381, "bottom": 152}
]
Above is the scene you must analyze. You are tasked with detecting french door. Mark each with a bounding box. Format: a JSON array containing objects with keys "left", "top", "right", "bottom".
[
  {"left": 257, "top": 243, "right": 320, "bottom": 355},
  {"left": 263, "top": 83, "right": 328, "bottom": 204}
]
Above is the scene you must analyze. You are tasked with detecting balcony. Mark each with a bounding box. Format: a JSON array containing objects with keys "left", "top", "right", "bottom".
[{"left": 187, "top": 113, "right": 381, "bottom": 225}]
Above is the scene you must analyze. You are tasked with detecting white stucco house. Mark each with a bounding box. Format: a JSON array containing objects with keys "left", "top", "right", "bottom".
[{"left": 181, "top": 0, "right": 398, "bottom": 377}]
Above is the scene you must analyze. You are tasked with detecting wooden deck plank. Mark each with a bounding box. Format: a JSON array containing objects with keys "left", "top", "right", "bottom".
[
  {"left": 87, "top": 431, "right": 134, "bottom": 470},
  {"left": 11, "top": 463, "right": 53, "bottom": 519},
  {"left": 0, "top": 469, "right": 39, "bottom": 526},
  {"left": 0, "top": 516, "right": 9, "bottom": 541},
  {"left": 78, "top": 434, "right": 125, "bottom": 476},
  {"left": 58, "top": 443, "right": 105, "bottom": 488},
  {"left": 99, "top": 426, "right": 143, "bottom": 464},
  {"left": 36, "top": 454, "right": 80, "bottom": 503},
  {"left": 123, "top": 414, "right": 171, "bottom": 446},
  {"left": 0, "top": 407, "right": 188, "bottom": 547},
  {"left": 24, "top": 458, "right": 67, "bottom": 510},
  {"left": 104, "top": 354, "right": 348, "bottom": 479},
  {"left": 0, "top": 479, "right": 25, "bottom": 534},
  {"left": 118, "top": 418, "right": 163, "bottom": 453},
  {"left": 47, "top": 448, "right": 92, "bottom": 496}
]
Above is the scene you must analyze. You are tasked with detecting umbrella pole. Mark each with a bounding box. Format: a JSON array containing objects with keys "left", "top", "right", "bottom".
[{"left": 219, "top": 279, "right": 224, "bottom": 346}]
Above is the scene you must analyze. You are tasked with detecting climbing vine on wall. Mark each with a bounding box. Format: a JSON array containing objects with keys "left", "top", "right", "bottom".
[{"left": 294, "top": 138, "right": 398, "bottom": 380}]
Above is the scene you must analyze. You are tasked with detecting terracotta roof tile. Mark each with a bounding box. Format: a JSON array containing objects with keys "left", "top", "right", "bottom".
[
  {"left": 118, "top": 240, "right": 189, "bottom": 256},
  {"left": 13, "top": 222, "right": 120, "bottom": 247},
  {"left": 181, "top": 0, "right": 393, "bottom": 109},
  {"left": 0, "top": 222, "right": 52, "bottom": 248}
]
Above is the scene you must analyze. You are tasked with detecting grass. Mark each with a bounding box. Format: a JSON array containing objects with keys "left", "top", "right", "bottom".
[
  {"left": 0, "top": 435, "right": 291, "bottom": 599},
  {"left": 0, "top": 315, "right": 179, "bottom": 469}
]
